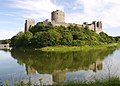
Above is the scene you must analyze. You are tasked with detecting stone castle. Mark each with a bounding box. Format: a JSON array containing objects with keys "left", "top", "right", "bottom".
[{"left": 25, "top": 10, "right": 102, "bottom": 33}]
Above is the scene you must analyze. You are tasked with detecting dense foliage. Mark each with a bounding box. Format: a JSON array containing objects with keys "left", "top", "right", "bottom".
[{"left": 11, "top": 24, "right": 119, "bottom": 48}]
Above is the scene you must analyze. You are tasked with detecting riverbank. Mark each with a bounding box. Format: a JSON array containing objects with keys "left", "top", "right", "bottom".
[
  {"left": 36, "top": 43, "right": 119, "bottom": 52},
  {"left": 53, "top": 78, "right": 120, "bottom": 86},
  {"left": 12, "top": 77, "right": 120, "bottom": 86}
]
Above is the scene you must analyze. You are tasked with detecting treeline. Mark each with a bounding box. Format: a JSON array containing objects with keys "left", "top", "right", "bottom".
[
  {"left": 11, "top": 23, "right": 120, "bottom": 48},
  {"left": 0, "top": 39, "right": 10, "bottom": 44}
]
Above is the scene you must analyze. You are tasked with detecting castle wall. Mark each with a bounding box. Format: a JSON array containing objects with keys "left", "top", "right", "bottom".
[
  {"left": 51, "top": 22, "right": 71, "bottom": 27},
  {"left": 51, "top": 21, "right": 82, "bottom": 28},
  {"left": 81, "top": 21, "right": 102, "bottom": 33},
  {"left": 25, "top": 19, "right": 35, "bottom": 32},
  {"left": 88, "top": 24, "right": 95, "bottom": 31},
  {"left": 43, "top": 19, "right": 51, "bottom": 26}
]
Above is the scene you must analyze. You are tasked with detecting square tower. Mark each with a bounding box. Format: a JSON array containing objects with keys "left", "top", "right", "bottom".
[{"left": 24, "top": 19, "right": 35, "bottom": 32}]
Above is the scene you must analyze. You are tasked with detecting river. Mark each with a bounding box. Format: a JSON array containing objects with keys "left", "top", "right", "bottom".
[{"left": 0, "top": 48, "right": 120, "bottom": 85}]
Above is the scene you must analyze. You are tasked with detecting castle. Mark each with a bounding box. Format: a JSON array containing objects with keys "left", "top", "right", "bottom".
[{"left": 24, "top": 10, "right": 102, "bottom": 33}]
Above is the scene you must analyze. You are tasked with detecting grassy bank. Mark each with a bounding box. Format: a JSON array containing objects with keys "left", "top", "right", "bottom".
[
  {"left": 53, "top": 78, "right": 120, "bottom": 86},
  {"left": 12, "top": 77, "right": 120, "bottom": 86},
  {"left": 37, "top": 43, "right": 119, "bottom": 52}
]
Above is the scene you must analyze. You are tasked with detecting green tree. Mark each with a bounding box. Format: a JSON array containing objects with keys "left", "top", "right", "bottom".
[
  {"left": 11, "top": 24, "right": 117, "bottom": 48},
  {"left": 11, "top": 31, "right": 33, "bottom": 48},
  {"left": 0, "top": 39, "right": 10, "bottom": 44},
  {"left": 24, "top": 31, "right": 33, "bottom": 46},
  {"left": 60, "top": 30, "right": 73, "bottom": 45},
  {"left": 13, "top": 31, "right": 25, "bottom": 47}
]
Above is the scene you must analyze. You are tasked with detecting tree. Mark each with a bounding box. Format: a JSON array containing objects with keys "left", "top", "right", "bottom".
[
  {"left": 11, "top": 24, "right": 117, "bottom": 48},
  {"left": 0, "top": 39, "right": 10, "bottom": 44},
  {"left": 24, "top": 31, "right": 33, "bottom": 46},
  {"left": 11, "top": 31, "right": 33, "bottom": 48},
  {"left": 13, "top": 31, "right": 25, "bottom": 47},
  {"left": 60, "top": 30, "right": 73, "bottom": 45}
]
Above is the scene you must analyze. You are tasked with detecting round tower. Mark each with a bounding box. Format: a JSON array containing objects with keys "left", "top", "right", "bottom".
[{"left": 51, "top": 10, "right": 65, "bottom": 23}]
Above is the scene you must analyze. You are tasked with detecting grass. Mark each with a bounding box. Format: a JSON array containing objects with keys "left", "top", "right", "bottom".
[
  {"left": 53, "top": 77, "right": 120, "bottom": 86},
  {"left": 37, "top": 43, "right": 119, "bottom": 52},
  {"left": 13, "top": 77, "right": 120, "bottom": 86}
]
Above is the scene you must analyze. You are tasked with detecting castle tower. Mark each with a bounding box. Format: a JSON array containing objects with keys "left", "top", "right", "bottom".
[
  {"left": 92, "top": 21, "right": 97, "bottom": 32},
  {"left": 51, "top": 10, "right": 65, "bottom": 23},
  {"left": 24, "top": 19, "right": 35, "bottom": 32},
  {"left": 92, "top": 21, "right": 102, "bottom": 34},
  {"left": 96, "top": 21, "right": 102, "bottom": 33}
]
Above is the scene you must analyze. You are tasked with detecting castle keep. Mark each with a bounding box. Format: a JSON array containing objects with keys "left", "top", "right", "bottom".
[
  {"left": 25, "top": 10, "right": 102, "bottom": 33},
  {"left": 51, "top": 10, "right": 65, "bottom": 23}
]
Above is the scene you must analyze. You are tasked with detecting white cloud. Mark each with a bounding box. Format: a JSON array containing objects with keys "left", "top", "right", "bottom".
[
  {"left": 0, "top": 12, "right": 17, "bottom": 17},
  {"left": 9, "top": 0, "right": 120, "bottom": 29},
  {"left": 9, "top": 0, "right": 63, "bottom": 20},
  {"left": 66, "top": 0, "right": 120, "bottom": 29}
]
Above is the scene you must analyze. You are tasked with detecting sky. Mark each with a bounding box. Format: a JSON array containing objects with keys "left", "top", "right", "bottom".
[{"left": 0, "top": 0, "right": 120, "bottom": 40}]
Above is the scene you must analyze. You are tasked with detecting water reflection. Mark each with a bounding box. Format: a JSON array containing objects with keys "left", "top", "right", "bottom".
[
  {"left": 10, "top": 48, "right": 116, "bottom": 84},
  {"left": 53, "top": 70, "right": 66, "bottom": 83},
  {"left": 26, "top": 65, "right": 37, "bottom": 75}
]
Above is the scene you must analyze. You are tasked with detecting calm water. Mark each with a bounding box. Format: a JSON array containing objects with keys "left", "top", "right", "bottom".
[{"left": 0, "top": 48, "right": 120, "bottom": 85}]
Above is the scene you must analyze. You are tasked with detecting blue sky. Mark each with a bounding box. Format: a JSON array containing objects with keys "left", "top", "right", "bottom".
[{"left": 0, "top": 0, "right": 120, "bottom": 40}]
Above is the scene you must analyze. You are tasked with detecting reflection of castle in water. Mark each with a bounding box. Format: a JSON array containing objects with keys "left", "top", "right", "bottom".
[
  {"left": 24, "top": 65, "right": 53, "bottom": 85},
  {"left": 26, "top": 65, "right": 37, "bottom": 75},
  {"left": 25, "top": 65, "right": 66, "bottom": 84},
  {"left": 52, "top": 59, "right": 103, "bottom": 83},
  {"left": 24, "top": 59, "right": 103, "bottom": 84},
  {"left": 89, "top": 59, "right": 103, "bottom": 72},
  {"left": 79, "top": 58, "right": 103, "bottom": 72},
  {"left": 11, "top": 47, "right": 116, "bottom": 85},
  {"left": 53, "top": 70, "right": 66, "bottom": 83}
]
